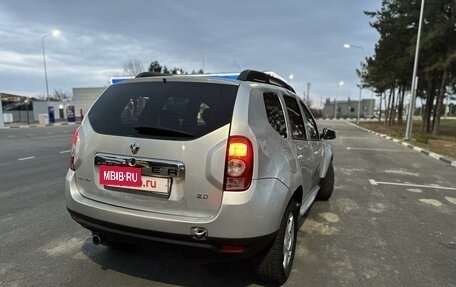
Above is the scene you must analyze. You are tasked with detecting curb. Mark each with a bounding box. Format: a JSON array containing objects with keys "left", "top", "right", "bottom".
[
  {"left": 1, "top": 122, "right": 79, "bottom": 129},
  {"left": 319, "top": 118, "right": 377, "bottom": 121},
  {"left": 350, "top": 122, "right": 456, "bottom": 168}
]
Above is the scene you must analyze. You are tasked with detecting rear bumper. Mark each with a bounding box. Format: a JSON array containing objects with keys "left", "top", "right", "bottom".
[
  {"left": 68, "top": 209, "right": 275, "bottom": 256},
  {"left": 66, "top": 169, "right": 291, "bottom": 254}
]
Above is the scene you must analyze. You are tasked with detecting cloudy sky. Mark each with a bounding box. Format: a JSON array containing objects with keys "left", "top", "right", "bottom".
[{"left": 0, "top": 0, "right": 382, "bottom": 105}]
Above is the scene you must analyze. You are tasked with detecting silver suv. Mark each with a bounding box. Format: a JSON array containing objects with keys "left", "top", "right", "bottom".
[{"left": 66, "top": 69, "right": 335, "bottom": 285}]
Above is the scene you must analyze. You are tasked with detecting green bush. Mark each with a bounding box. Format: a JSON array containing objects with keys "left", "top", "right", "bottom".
[{"left": 413, "top": 132, "right": 436, "bottom": 144}]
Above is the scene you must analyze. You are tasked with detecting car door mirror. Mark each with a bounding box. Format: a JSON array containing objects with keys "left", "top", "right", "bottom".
[{"left": 321, "top": 128, "right": 336, "bottom": 140}]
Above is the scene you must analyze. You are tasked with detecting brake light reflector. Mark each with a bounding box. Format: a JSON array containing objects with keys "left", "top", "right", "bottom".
[
  {"left": 221, "top": 245, "right": 245, "bottom": 253},
  {"left": 224, "top": 136, "right": 253, "bottom": 191},
  {"left": 70, "top": 127, "right": 80, "bottom": 171}
]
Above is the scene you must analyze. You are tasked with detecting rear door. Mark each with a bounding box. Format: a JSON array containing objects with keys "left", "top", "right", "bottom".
[
  {"left": 299, "top": 100, "right": 323, "bottom": 187},
  {"left": 73, "top": 80, "right": 239, "bottom": 219},
  {"left": 283, "top": 95, "right": 314, "bottom": 196}
]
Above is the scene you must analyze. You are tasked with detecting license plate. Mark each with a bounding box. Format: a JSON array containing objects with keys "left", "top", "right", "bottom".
[{"left": 99, "top": 165, "right": 170, "bottom": 195}]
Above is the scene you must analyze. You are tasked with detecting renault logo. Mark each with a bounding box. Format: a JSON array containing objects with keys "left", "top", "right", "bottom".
[{"left": 130, "top": 140, "right": 140, "bottom": 155}]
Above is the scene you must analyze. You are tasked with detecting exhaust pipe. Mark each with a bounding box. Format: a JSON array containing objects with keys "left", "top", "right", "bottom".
[
  {"left": 191, "top": 227, "right": 208, "bottom": 239},
  {"left": 92, "top": 234, "right": 102, "bottom": 245}
]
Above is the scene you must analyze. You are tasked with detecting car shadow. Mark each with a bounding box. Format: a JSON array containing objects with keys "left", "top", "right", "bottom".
[{"left": 81, "top": 239, "right": 267, "bottom": 287}]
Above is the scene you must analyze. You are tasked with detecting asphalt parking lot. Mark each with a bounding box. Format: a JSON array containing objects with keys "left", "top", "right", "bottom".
[
  {"left": 1, "top": 121, "right": 455, "bottom": 287},
  {"left": 296, "top": 120, "right": 456, "bottom": 287}
]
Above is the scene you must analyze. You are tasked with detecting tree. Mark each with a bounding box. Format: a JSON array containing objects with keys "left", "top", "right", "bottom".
[
  {"left": 52, "top": 89, "right": 72, "bottom": 102},
  {"left": 148, "top": 60, "right": 196, "bottom": 75},
  {"left": 418, "top": 0, "right": 456, "bottom": 135},
  {"left": 170, "top": 67, "right": 187, "bottom": 75},
  {"left": 123, "top": 60, "right": 145, "bottom": 76},
  {"left": 148, "top": 60, "right": 163, "bottom": 73},
  {"left": 364, "top": 0, "right": 416, "bottom": 126},
  {"left": 364, "top": 0, "right": 456, "bottom": 135},
  {"left": 149, "top": 60, "right": 162, "bottom": 73}
]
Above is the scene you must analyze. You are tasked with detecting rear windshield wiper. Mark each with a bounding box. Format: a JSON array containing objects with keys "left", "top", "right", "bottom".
[{"left": 134, "top": 126, "right": 195, "bottom": 138}]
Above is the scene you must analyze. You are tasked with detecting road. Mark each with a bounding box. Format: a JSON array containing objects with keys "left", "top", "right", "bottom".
[{"left": 0, "top": 121, "right": 455, "bottom": 287}]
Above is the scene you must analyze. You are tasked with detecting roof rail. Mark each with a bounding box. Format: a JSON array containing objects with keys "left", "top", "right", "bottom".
[
  {"left": 237, "top": 69, "right": 295, "bottom": 93},
  {"left": 135, "top": 72, "right": 172, "bottom": 78}
]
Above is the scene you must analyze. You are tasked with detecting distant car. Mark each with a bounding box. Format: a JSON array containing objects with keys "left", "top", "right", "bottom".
[{"left": 66, "top": 69, "right": 336, "bottom": 285}]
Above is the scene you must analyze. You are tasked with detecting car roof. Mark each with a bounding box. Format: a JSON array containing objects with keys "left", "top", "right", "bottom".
[
  {"left": 116, "top": 74, "right": 241, "bottom": 87},
  {"left": 115, "top": 69, "right": 296, "bottom": 95}
]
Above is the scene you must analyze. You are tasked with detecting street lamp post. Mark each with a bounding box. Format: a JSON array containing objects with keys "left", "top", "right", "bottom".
[
  {"left": 0, "top": 94, "right": 4, "bottom": 128},
  {"left": 41, "top": 29, "right": 60, "bottom": 116},
  {"left": 25, "top": 99, "right": 30, "bottom": 125},
  {"left": 343, "top": 43, "right": 365, "bottom": 124},
  {"left": 357, "top": 83, "right": 362, "bottom": 122},
  {"left": 405, "top": 0, "right": 426, "bottom": 141}
]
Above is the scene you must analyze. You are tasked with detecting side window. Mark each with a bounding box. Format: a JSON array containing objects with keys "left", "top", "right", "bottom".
[
  {"left": 263, "top": 92, "right": 287, "bottom": 138},
  {"left": 284, "top": 96, "right": 307, "bottom": 140},
  {"left": 300, "top": 101, "right": 320, "bottom": 140}
]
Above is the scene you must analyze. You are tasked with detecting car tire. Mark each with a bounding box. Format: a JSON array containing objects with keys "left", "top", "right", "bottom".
[
  {"left": 317, "top": 161, "right": 334, "bottom": 201},
  {"left": 253, "top": 200, "right": 298, "bottom": 286}
]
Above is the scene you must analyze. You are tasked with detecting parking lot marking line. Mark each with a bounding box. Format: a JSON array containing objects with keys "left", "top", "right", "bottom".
[
  {"left": 346, "top": 147, "right": 410, "bottom": 152},
  {"left": 369, "top": 179, "right": 377, "bottom": 186},
  {"left": 368, "top": 179, "right": 456, "bottom": 191},
  {"left": 7, "top": 135, "right": 15, "bottom": 138},
  {"left": 18, "top": 156, "right": 36, "bottom": 161},
  {"left": 59, "top": 150, "right": 71, "bottom": 154}
]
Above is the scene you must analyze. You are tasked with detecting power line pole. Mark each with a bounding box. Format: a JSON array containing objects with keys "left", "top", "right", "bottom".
[
  {"left": 202, "top": 53, "right": 205, "bottom": 73},
  {"left": 306, "top": 82, "right": 311, "bottom": 103}
]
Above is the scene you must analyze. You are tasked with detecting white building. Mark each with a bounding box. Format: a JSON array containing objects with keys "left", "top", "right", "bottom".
[
  {"left": 72, "top": 87, "right": 106, "bottom": 117},
  {"left": 323, "top": 98, "right": 375, "bottom": 118}
]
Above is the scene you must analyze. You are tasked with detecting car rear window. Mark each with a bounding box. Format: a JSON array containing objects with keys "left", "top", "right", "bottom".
[{"left": 88, "top": 81, "right": 239, "bottom": 140}]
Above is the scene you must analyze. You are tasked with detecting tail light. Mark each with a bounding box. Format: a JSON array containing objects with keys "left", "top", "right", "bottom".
[
  {"left": 70, "top": 127, "right": 81, "bottom": 171},
  {"left": 224, "top": 136, "right": 253, "bottom": 191}
]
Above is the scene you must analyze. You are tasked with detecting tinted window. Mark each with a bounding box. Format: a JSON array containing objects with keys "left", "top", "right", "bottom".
[
  {"left": 263, "top": 92, "right": 287, "bottom": 138},
  {"left": 284, "top": 96, "right": 307, "bottom": 140},
  {"left": 89, "top": 81, "right": 238, "bottom": 140},
  {"left": 300, "top": 102, "right": 319, "bottom": 140}
]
